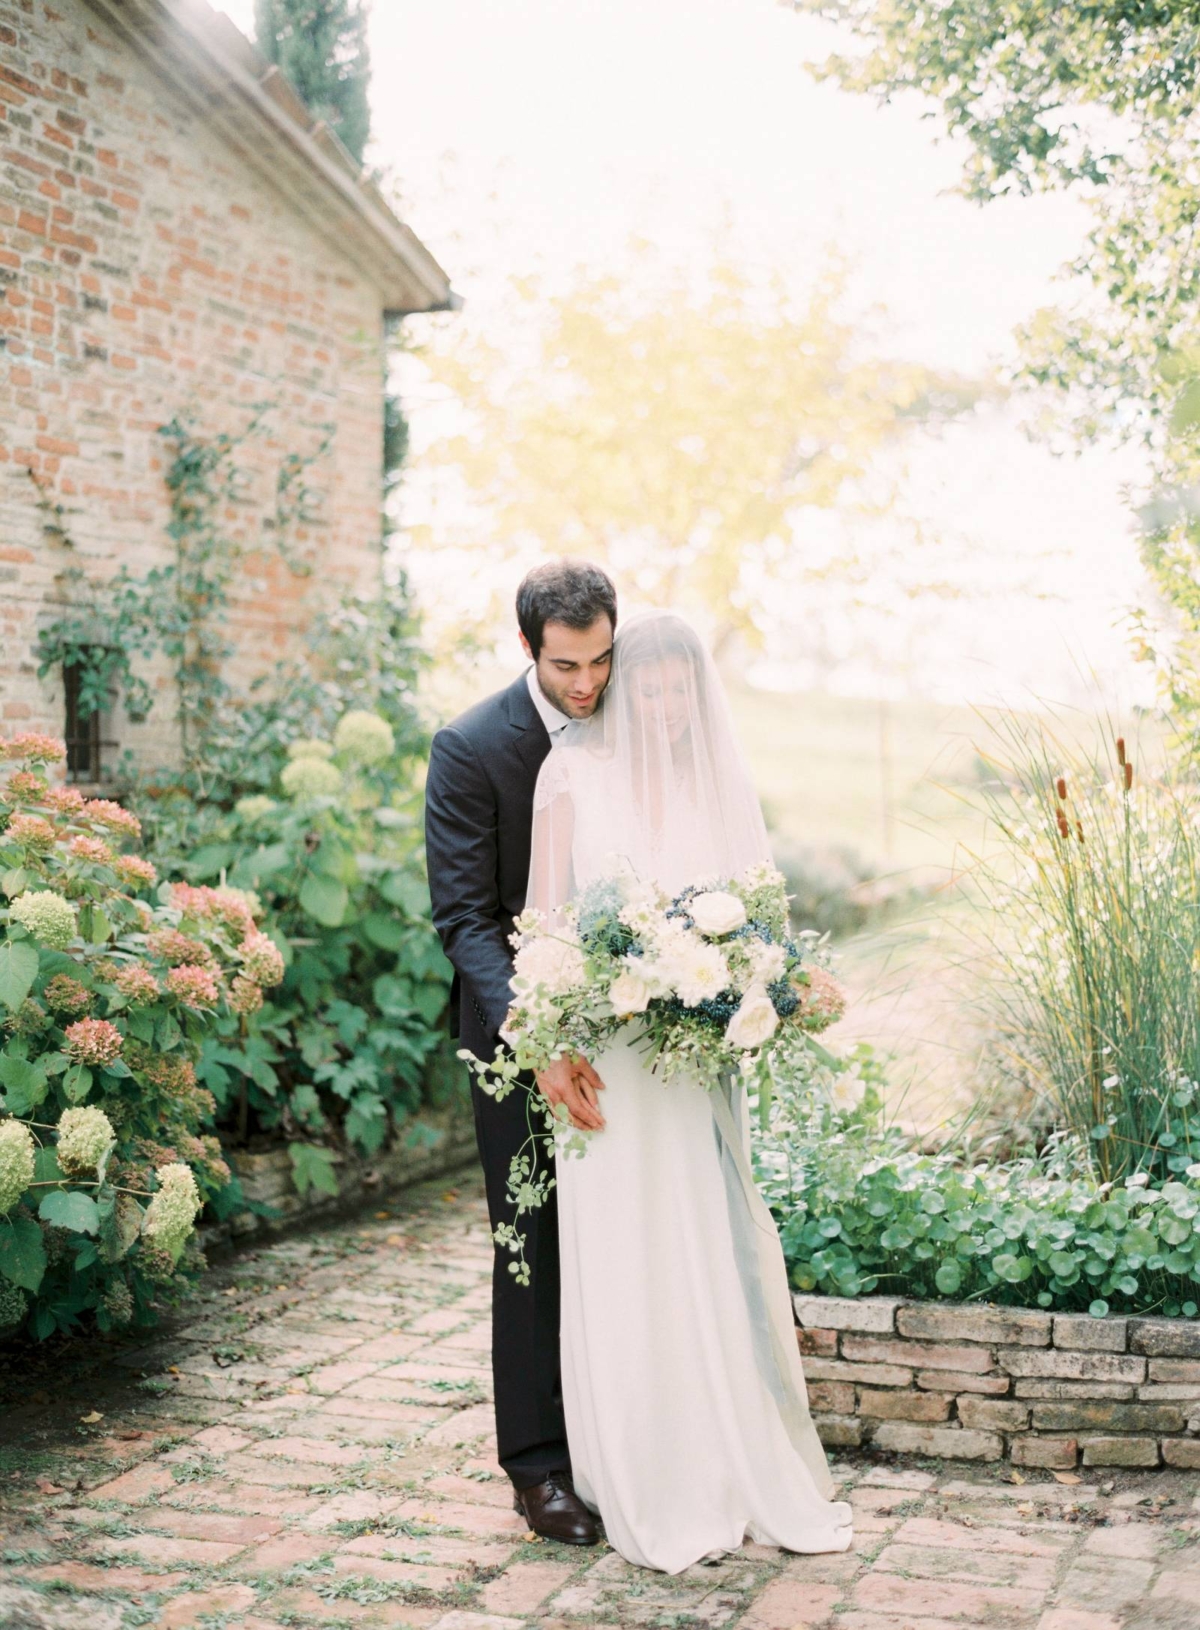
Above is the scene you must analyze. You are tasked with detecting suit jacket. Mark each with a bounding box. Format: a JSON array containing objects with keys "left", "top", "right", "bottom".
[{"left": 425, "top": 672, "right": 552, "bottom": 1064}]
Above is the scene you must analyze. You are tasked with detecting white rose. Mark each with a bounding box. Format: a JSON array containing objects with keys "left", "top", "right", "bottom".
[
  {"left": 689, "top": 891, "right": 747, "bottom": 937},
  {"left": 725, "top": 986, "right": 779, "bottom": 1050},
  {"left": 830, "top": 1068, "right": 866, "bottom": 1115},
  {"left": 609, "top": 970, "right": 651, "bottom": 1016},
  {"left": 746, "top": 939, "right": 786, "bottom": 983},
  {"left": 512, "top": 932, "right": 586, "bottom": 996}
]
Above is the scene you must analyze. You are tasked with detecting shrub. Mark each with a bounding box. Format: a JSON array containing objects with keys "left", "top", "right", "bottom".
[
  {"left": 774, "top": 839, "right": 929, "bottom": 939},
  {"left": 754, "top": 1058, "right": 1200, "bottom": 1316},
  {"left": 974, "top": 722, "right": 1200, "bottom": 1185},
  {"left": 151, "top": 711, "right": 458, "bottom": 1167},
  {"left": 0, "top": 735, "right": 282, "bottom": 1339}
]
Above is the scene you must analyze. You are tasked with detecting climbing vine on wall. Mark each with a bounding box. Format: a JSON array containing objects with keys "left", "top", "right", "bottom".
[{"left": 35, "top": 406, "right": 332, "bottom": 789}]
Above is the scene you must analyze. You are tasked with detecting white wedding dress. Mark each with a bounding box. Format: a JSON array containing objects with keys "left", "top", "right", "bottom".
[{"left": 528, "top": 612, "right": 854, "bottom": 1575}]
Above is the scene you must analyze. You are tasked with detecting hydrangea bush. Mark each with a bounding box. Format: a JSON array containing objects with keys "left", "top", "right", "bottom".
[
  {"left": 147, "top": 711, "right": 457, "bottom": 1190},
  {"left": 753, "top": 1056, "right": 1200, "bottom": 1317},
  {"left": 0, "top": 734, "right": 282, "bottom": 1338}
]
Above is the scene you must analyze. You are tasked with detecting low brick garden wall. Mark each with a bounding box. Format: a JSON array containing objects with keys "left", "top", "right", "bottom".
[
  {"left": 794, "top": 1292, "right": 1200, "bottom": 1471},
  {"left": 201, "top": 1107, "right": 479, "bottom": 1250}
]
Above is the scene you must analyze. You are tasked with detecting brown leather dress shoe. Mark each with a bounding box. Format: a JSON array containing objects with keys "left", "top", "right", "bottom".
[{"left": 513, "top": 1472, "right": 601, "bottom": 1545}]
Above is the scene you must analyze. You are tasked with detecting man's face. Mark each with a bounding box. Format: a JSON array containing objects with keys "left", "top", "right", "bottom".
[{"left": 522, "top": 615, "right": 614, "bottom": 720}]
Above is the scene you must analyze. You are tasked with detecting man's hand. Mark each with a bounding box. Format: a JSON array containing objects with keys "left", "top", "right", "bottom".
[{"left": 536, "top": 1054, "right": 606, "bottom": 1132}]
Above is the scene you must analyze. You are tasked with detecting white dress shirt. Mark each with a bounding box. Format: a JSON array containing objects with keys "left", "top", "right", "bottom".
[{"left": 526, "top": 666, "right": 570, "bottom": 736}]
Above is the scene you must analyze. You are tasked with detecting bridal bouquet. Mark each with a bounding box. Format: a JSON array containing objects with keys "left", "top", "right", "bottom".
[
  {"left": 460, "top": 860, "right": 847, "bottom": 1281},
  {"left": 466, "top": 859, "right": 846, "bottom": 1098}
]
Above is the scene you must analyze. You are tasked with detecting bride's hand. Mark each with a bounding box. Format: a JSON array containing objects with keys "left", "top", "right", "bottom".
[{"left": 536, "top": 1054, "right": 606, "bottom": 1132}]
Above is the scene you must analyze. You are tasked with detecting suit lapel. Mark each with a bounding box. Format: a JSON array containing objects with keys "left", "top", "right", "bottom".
[{"left": 503, "top": 672, "right": 552, "bottom": 779}]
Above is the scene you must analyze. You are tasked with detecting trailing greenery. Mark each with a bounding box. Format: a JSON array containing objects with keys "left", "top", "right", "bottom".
[
  {"left": 787, "top": 0, "right": 1200, "bottom": 725},
  {"left": 974, "top": 721, "right": 1200, "bottom": 1187},
  {"left": 754, "top": 1056, "right": 1200, "bottom": 1317},
  {"left": 0, "top": 735, "right": 287, "bottom": 1339}
]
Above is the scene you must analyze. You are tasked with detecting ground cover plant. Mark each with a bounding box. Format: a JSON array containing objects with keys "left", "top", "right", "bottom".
[
  {"left": 0, "top": 734, "right": 287, "bottom": 1338},
  {"left": 755, "top": 1052, "right": 1200, "bottom": 1317}
]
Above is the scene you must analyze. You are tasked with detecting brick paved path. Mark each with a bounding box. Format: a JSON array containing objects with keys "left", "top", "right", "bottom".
[{"left": 1, "top": 1174, "right": 1199, "bottom": 1630}]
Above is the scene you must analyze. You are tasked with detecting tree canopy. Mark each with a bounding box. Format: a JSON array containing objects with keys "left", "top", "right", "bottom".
[
  {"left": 254, "top": 0, "right": 372, "bottom": 166},
  {"left": 413, "top": 256, "right": 975, "bottom": 655},
  {"left": 790, "top": 1, "right": 1200, "bottom": 709}
]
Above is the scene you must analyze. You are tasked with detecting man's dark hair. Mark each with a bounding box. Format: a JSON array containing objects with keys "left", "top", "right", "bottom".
[{"left": 516, "top": 559, "right": 617, "bottom": 659}]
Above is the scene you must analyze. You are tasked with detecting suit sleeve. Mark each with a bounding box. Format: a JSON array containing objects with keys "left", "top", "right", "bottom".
[{"left": 424, "top": 724, "right": 515, "bottom": 1038}]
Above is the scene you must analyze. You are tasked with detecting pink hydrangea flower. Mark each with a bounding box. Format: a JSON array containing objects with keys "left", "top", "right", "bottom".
[
  {"left": 44, "top": 786, "right": 86, "bottom": 816},
  {"left": 168, "top": 882, "right": 258, "bottom": 935},
  {"left": 165, "top": 963, "right": 220, "bottom": 1008},
  {"left": 796, "top": 967, "right": 848, "bottom": 1031},
  {"left": 82, "top": 799, "right": 141, "bottom": 838},
  {"left": 3, "top": 771, "right": 47, "bottom": 803},
  {"left": 228, "top": 974, "right": 264, "bottom": 1015},
  {"left": 64, "top": 1017, "right": 123, "bottom": 1066},
  {"left": 147, "top": 928, "right": 215, "bottom": 968},
  {"left": 114, "top": 854, "right": 157, "bottom": 889},
  {"left": 1, "top": 733, "right": 67, "bottom": 765},
  {"left": 111, "top": 963, "right": 160, "bottom": 1005},
  {"left": 6, "top": 813, "right": 56, "bottom": 850},
  {"left": 69, "top": 834, "right": 115, "bottom": 865},
  {"left": 43, "top": 975, "right": 92, "bottom": 1014},
  {"left": 239, "top": 930, "right": 284, "bottom": 988}
]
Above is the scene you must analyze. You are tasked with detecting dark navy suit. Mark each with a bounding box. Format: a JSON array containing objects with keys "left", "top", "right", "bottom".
[{"left": 424, "top": 672, "right": 567, "bottom": 1487}]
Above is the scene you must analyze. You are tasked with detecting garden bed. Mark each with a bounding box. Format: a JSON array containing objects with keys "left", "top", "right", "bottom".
[
  {"left": 795, "top": 1292, "right": 1200, "bottom": 1471},
  {"left": 202, "top": 1108, "right": 478, "bottom": 1250}
]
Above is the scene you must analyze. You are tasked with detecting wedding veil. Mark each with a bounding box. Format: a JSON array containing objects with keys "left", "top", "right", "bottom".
[{"left": 529, "top": 609, "right": 772, "bottom": 917}]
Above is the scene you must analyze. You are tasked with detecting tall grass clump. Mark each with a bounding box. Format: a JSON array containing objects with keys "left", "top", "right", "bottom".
[{"left": 976, "top": 720, "right": 1200, "bottom": 1186}]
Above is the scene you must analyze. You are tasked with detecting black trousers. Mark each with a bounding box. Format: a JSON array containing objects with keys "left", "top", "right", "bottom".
[{"left": 470, "top": 1071, "right": 569, "bottom": 1489}]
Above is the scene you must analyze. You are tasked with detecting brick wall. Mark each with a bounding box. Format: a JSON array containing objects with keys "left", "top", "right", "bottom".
[
  {"left": 795, "top": 1293, "right": 1200, "bottom": 1471},
  {"left": 0, "top": 0, "right": 390, "bottom": 768}
]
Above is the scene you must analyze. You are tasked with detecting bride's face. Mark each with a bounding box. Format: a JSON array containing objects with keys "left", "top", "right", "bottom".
[{"left": 630, "top": 655, "right": 693, "bottom": 745}]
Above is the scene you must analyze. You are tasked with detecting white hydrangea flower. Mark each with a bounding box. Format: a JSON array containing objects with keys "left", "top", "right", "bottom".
[
  {"left": 234, "top": 794, "right": 275, "bottom": 821},
  {"left": 142, "top": 1163, "right": 202, "bottom": 1264},
  {"left": 333, "top": 709, "right": 395, "bottom": 764},
  {"left": 511, "top": 930, "right": 587, "bottom": 997},
  {"left": 56, "top": 1106, "right": 116, "bottom": 1176},
  {"left": 10, "top": 889, "right": 77, "bottom": 949},
  {"left": 0, "top": 1121, "right": 35, "bottom": 1214},
  {"left": 287, "top": 737, "right": 334, "bottom": 760},
  {"left": 280, "top": 755, "right": 343, "bottom": 799}
]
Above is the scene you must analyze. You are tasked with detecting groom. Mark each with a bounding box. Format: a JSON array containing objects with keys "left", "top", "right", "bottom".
[{"left": 424, "top": 560, "right": 617, "bottom": 1544}]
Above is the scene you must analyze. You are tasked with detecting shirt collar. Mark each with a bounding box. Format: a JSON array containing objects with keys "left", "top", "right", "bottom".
[{"left": 526, "top": 666, "right": 570, "bottom": 735}]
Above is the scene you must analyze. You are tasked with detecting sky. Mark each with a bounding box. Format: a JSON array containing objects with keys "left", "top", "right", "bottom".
[{"left": 218, "top": 0, "right": 1159, "bottom": 710}]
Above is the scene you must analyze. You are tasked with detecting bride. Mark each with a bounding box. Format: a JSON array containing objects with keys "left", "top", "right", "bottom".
[{"left": 524, "top": 608, "right": 854, "bottom": 1575}]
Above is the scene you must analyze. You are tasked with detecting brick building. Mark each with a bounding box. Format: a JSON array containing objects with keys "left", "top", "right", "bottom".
[{"left": 0, "top": 0, "right": 454, "bottom": 776}]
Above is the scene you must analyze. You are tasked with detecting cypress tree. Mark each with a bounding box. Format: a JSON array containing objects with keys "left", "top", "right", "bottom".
[{"left": 254, "top": 0, "right": 371, "bottom": 167}]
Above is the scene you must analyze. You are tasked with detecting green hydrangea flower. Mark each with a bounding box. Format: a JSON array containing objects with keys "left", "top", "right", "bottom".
[
  {"left": 0, "top": 1278, "right": 26, "bottom": 1330},
  {"left": 0, "top": 1120, "right": 36, "bottom": 1213},
  {"left": 141, "top": 1162, "right": 201, "bottom": 1264},
  {"left": 287, "top": 737, "right": 334, "bottom": 761},
  {"left": 233, "top": 794, "right": 275, "bottom": 822},
  {"left": 9, "top": 889, "right": 76, "bottom": 949},
  {"left": 101, "top": 1279, "right": 133, "bottom": 1326},
  {"left": 333, "top": 709, "right": 394, "bottom": 765},
  {"left": 280, "top": 756, "right": 342, "bottom": 799},
  {"left": 56, "top": 1106, "right": 116, "bottom": 1177}
]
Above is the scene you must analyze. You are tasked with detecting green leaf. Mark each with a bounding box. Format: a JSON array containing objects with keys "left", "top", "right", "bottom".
[
  {"left": 0, "top": 1052, "right": 48, "bottom": 1115},
  {"left": 78, "top": 905, "right": 112, "bottom": 946},
  {"left": 34, "top": 1148, "right": 62, "bottom": 1185},
  {"left": 1, "top": 868, "right": 29, "bottom": 899},
  {"left": 299, "top": 873, "right": 348, "bottom": 928},
  {"left": 1089, "top": 1299, "right": 1110, "bottom": 1318},
  {"left": 39, "top": 1190, "right": 100, "bottom": 1235},
  {"left": 362, "top": 911, "right": 405, "bottom": 951},
  {"left": 379, "top": 871, "right": 432, "bottom": 915},
  {"left": 934, "top": 1260, "right": 962, "bottom": 1295},
  {"left": 156, "top": 1013, "right": 183, "bottom": 1052},
  {"left": 288, "top": 1141, "right": 339, "bottom": 1198},
  {"left": 0, "top": 1214, "right": 46, "bottom": 1292},
  {"left": 62, "top": 1064, "right": 92, "bottom": 1104},
  {"left": 232, "top": 842, "right": 291, "bottom": 884},
  {"left": 184, "top": 844, "right": 235, "bottom": 881},
  {"left": 0, "top": 940, "right": 40, "bottom": 1012},
  {"left": 412, "top": 982, "right": 447, "bottom": 1025}
]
